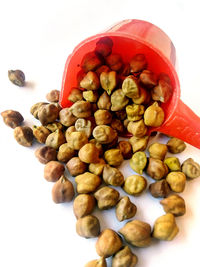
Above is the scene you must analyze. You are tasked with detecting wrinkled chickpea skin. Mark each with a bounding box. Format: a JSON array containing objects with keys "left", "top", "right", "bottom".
[
  {"left": 144, "top": 102, "right": 165, "bottom": 127},
  {"left": 127, "top": 119, "right": 147, "bottom": 137},
  {"left": 66, "top": 157, "right": 87, "bottom": 176},
  {"left": 104, "top": 149, "right": 124, "bottom": 167},
  {"left": 166, "top": 171, "right": 186, "bottom": 193},
  {"left": 35, "top": 146, "right": 57, "bottom": 164},
  {"left": 130, "top": 151, "right": 147, "bottom": 174},
  {"left": 75, "top": 172, "right": 102, "bottom": 194},
  {"left": 73, "top": 194, "right": 96, "bottom": 219},
  {"left": 100, "top": 71, "right": 117, "bottom": 95},
  {"left": 45, "top": 129, "right": 66, "bottom": 150},
  {"left": 1, "top": 110, "right": 24, "bottom": 128},
  {"left": 46, "top": 89, "right": 60, "bottom": 102},
  {"left": 76, "top": 215, "right": 100, "bottom": 238},
  {"left": 123, "top": 175, "right": 147, "bottom": 196},
  {"left": 115, "top": 196, "right": 137, "bottom": 222},
  {"left": 14, "top": 126, "right": 33, "bottom": 147},
  {"left": 59, "top": 108, "right": 77, "bottom": 127},
  {"left": 33, "top": 125, "right": 50, "bottom": 144},
  {"left": 112, "top": 246, "right": 138, "bottom": 267},
  {"left": 94, "top": 110, "right": 112, "bottom": 125},
  {"left": 181, "top": 158, "right": 200, "bottom": 178},
  {"left": 68, "top": 87, "right": 83, "bottom": 102},
  {"left": 79, "top": 143, "right": 100, "bottom": 164},
  {"left": 75, "top": 118, "right": 92, "bottom": 138},
  {"left": 97, "top": 92, "right": 111, "bottom": 110},
  {"left": 71, "top": 100, "right": 92, "bottom": 118},
  {"left": 67, "top": 131, "right": 88, "bottom": 150},
  {"left": 94, "top": 186, "right": 120, "bottom": 210},
  {"left": 148, "top": 142, "right": 168, "bottom": 161},
  {"left": 102, "top": 165, "right": 124, "bottom": 186},
  {"left": 93, "top": 125, "right": 117, "bottom": 144},
  {"left": 84, "top": 257, "right": 107, "bottom": 267},
  {"left": 38, "top": 103, "right": 59, "bottom": 125},
  {"left": 167, "top": 137, "right": 186, "bottom": 154},
  {"left": 147, "top": 158, "right": 168, "bottom": 180},
  {"left": 122, "top": 75, "right": 140, "bottom": 99},
  {"left": 160, "top": 194, "right": 186, "bottom": 216},
  {"left": 57, "top": 143, "right": 75, "bottom": 162},
  {"left": 111, "top": 89, "right": 129, "bottom": 112},
  {"left": 52, "top": 175, "right": 74, "bottom": 203}
]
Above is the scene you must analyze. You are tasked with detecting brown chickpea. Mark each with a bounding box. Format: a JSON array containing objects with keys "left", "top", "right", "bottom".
[
  {"left": 80, "top": 71, "right": 100, "bottom": 90},
  {"left": 52, "top": 175, "right": 74, "bottom": 203},
  {"left": 118, "top": 141, "right": 132, "bottom": 159},
  {"left": 66, "top": 157, "right": 87, "bottom": 176},
  {"left": 57, "top": 143, "right": 75, "bottom": 162},
  {"left": 130, "top": 54, "right": 147, "bottom": 73},
  {"left": 76, "top": 215, "right": 100, "bottom": 238},
  {"left": 104, "top": 149, "right": 124, "bottom": 167},
  {"left": 147, "top": 158, "right": 168, "bottom": 180},
  {"left": 59, "top": 108, "right": 77, "bottom": 127},
  {"left": 73, "top": 194, "right": 96, "bottom": 219},
  {"left": 94, "top": 110, "right": 112, "bottom": 125},
  {"left": 75, "top": 172, "right": 102, "bottom": 194},
  {"left": 68, "top": 87, "right": 83, "bottom": 102},
  {"left": 94, "top": 187, "right": 120, "bottom": 210},
  {"left": 81, "top": 51, "right": 103, "bottom": 72},
  {"left": 115, "top": 196, "right": 137, "bottom": 222},
  {"left": 46, "top": 89, "right": 60, "bottom": 102},
  {"left": 78, "top": 143, "right": 100, "bottom": 164},
  {"left": 127, "top": 119, "right": 147, "bottom": 137},
  {"left": 35, "top": 146, "right": 57, "bottom": 164},
  {"left": 44, "top": 161, "right": 65, "bottom": 182}
]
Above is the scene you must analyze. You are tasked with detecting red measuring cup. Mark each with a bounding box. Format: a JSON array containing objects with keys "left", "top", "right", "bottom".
[{"left": 60, "top": 19, "right": 200, "bottom": 149}]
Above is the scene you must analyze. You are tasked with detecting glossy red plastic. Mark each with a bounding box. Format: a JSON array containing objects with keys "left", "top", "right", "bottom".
[{"left": 60, "top": 19, "right": 200, "bottom": 148}]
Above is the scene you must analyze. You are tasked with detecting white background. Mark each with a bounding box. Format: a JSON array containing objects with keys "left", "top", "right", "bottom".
[{"left": 0, "top": 0, "right": 200, "bottom": 266}]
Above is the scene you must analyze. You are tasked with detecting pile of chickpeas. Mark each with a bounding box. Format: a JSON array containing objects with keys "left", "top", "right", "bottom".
[{"left": 1, "top": 37, "right": 200, "bottom": 267}]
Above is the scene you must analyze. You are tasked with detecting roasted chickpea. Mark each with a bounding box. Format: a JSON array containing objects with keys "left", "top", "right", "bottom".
[
  {"left": 14, "top": 126, "right": 33, "bottom": 147},
  {"left": 100, "top": 71, "right": 117, "bottom": 95},
  {"left": 93, "top": 125, "right": 117, "bottom": 144},
  {"left": 38, "top": 103, "right": 59, "bottom": 125},
  {"left": 122, "top": 75, "right": 140, "bottom": 99},
  {"left": 68, "top": 87, "right": 83, "bottom": 102},
  {"left": 44, "top": 161, "right": 65, "bottom": 182},
  {"left": 66, "top": 157, "right": 87, "bottom": 176},
  {"left": 123, "top": 175, "right": 147, "bottom": 196},
  {"left": 33, "top": 125, "right": 50, "bottom": 143},
  {"left": 148, "top": 142, "right": 168, "bottom": 160},
  {"left": 130, "top": 54, "right": 147, "bottom": 73},
  {"left": 111, "top": 89, "right": 129, "bottom": 111},
  {"left": 35, "top": 146, "right": 57, "bottom": 164},
  {"left": 45, "top": 129, "right": 66, "bottom": 150},
  {"left": 97, "top": 92, "right": 111, "bottom": 110},
  {"left": 167, "top": 137, "right": 186, "bottom": 154},
  {"left": 181, "top": 158, "right": 200, "bottom": 179},
  {"left": 144, "top": 102, "right": 165, "bottom": 127},
  {"left": 94, "top": 110, "right": 112, "bottom": 125},
  {"left": 104, "top": 149, "right": 124, "bottom": 167},
  {"left": 78, "top": 143, "right": 100, "bottom": 163},
  {"left": 1, "top": 110, "right": 24, "bottom": 128},
  {"left": 147, "top": 158, "right": 168, "bottom": 180},
  {"left": 127, "top": 119, "right": 147, "bottom": 137}
]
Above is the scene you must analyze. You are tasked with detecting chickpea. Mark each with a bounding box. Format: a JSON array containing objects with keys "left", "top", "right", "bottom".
[
  {"left": 149, "top": 179, "right": 170, "bottom": 198},
  {"left": 38, "top": 103, "right": 59, "bottom": 125},
  {"left": 30, "top": 102, "right": 47, "bottom": 119},
  {"left": 104, "top": 149, "right": 124, "bottom": 167},
  {"left": 57, "top": 143, "right": 75, "bottom": 162},
  {"left": 166, "top": 171, "right": 186, "bottom": 193},
  {"left": 111, "top": 89, "right": 129, "bottom": 111},
  {"left": 76, "top": 215, "right": 100, "bottom": 238},
  {"left": 139, "top": 69, "right": 157, "bottom": 88},
  {"left": 130, "top": 151, "right": 147, "bottom": 174},
  {"left": 102, "top": 165, "right": 124, "bottom": 186},
  {"left": 106, "top": 54, "right": 123, "bottom": 72},
  {"left": 93, "top": 125, "right": 117, "bottom": 144},
  {"left": 46, "top": 89, "right": 60, "bottom": 102},
  {"left": 151, "top": 79, "right": 172, "bottom": 103},
  {"left": 14, "top": 126, "right": 33, "bottom": 147},
  {"left": 45, "top": 129, "right": 66, "bottom": 150},
  {"left": 59, "top": 108, "right": 77, "bottom": 127},
  {"left": 96, "top": 65, "right": 110, "bottom": 76},
  {"left": 167, "top": 137, "right": 186, "bottom": 154},
  {"left": 115, "top": 110, "right": 127, "bottom": 120},
  {"left": 130, "top": 54, "right": 147, "bottom": 73},
  {"left": 71, "top": 100, "right": 92, "bottom": 118},
  {"left": 73, "top": 194, "right": 96, "bottom": 219},
  {"left": 44, "top": 161, "right": 65, "bottom": 182},
  {"left": 126, "top": 104, "right": 144, "bottom": 121},
  {"left": 33, "top": 125, "right": 50, "bottom": 143},
  {"left": 67, "top": 131, "right": 88, "bottom": 150},
  {"left": 144, "top": 102, "right": 165, "bottom": 127},
  {"left": 153, "top": 213, "right": 179, "bottom": 241},
  {"left": 83, "top": 90, "right": 99, "bottom": 102},
  {"left": 148, "top": 142, "right": 168, "bottom": 160},
  {"left": 122, "top": 75, "right": 140, "bottom": 99},
  {"left": 68, "top": 87, "right": 83, "bottom": 102},
  {"left": 35, "top": 146, "right": 57, "bottom": 164},
  {"left": 147, "top": 158, "right": 168, "bottom": 180},
  {"left": 164, "top": 157, "right": 181, "bottom": 171},
  {"left": 65, "top": 126, "right": 76, "bottom": 142},
  {"left": 89, "top": 159, "right": 106, "bottom": 176},
  {"left": 119, "top": 220, "right": 152, "bottom": 247},
  {"left": 127, "top": 119, "right": 147, "bottom": 137},
  {"left": 89, "top": 139, "right": 104, "bottom": 156},
  {"left": 111, "top": 119, "right": 124, "bottom": 134},
  {"left": 94, "top": 110, "right": 112, "bottom": 125},
  {"left": 129, "top": 135, "right": 149, "bottom": 153},
  {"left": 80, "top": 71, "right": 100, "bottom": 90},
  {"left": 132, "top": 87, "right": 150, "bottom": 105},
  {"left": 96, "top": 229, "right": 122, "bottom": 258},
  {"left": 94, "top": 186, "right": 120, "bottom": 210},
  {"left": 100, "top": 71, "right": 117, "bottom": 95},
  {"left": 52, "top": 175, "right": 74, "bottom": 203},
  {"left": 78, "top": 143, "right": 100, "bottom": 163},
  {"left": 46, "top": 122, "right": 63, "bottom": 132},
  {"left": 1, "top": 110, "right": 24, "bottom": 128},
  {"left": 75, "top": 118, "right": 92, "bottom": 138},
  {"left": 115, "top": 196, "right": 137, "bottom": 222},
  {"left": 95, "top": 36, "right": 113, "bottom": 57},
  {"left": 181, "top": 158, "right": 200, "bottom": 179},
  {"left": 160, "top": 194, "right": 186, "bottom": 216},
  {"left": 118, "top": 141, "right": 132, "bottom": 159},
  {"left": 97, "top": 92, "right": 111, "bottom": 110},
  {"left": 112, "top": 246, "right": 138, "bottom": 267},
  {"left": 123, "top": 175, "right": 147, "bottom": 196},
  {"left": 66, "top": 157, "right": 87, "bottom": 176},
  {"left": 84, "top": 258, "right": 107, "bottom": 267},
  {"left": 81, "top": 51, "right": 103, "bottom": 72},
  {"left": 75, "top": 172, "right": 101, "bottom": 193}
]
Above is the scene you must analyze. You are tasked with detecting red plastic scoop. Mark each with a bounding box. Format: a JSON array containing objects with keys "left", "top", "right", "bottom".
[{"left": 60, "top": 19, "right": 200, "bottom": 149}]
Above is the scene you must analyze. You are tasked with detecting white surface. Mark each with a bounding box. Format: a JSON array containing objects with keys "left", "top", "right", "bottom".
[{"left": 0, "top": 1, "right": 200, "bottom": 267}]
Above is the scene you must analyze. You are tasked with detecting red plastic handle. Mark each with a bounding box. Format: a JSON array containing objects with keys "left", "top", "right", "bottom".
[{"left": 156, "top": 99, "right": 200, "bottom": 148}]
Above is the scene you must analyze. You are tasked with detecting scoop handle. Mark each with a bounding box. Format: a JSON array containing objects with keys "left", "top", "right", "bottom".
[{"left": 157, "top": 99, "right": 200, "bottom": 148}]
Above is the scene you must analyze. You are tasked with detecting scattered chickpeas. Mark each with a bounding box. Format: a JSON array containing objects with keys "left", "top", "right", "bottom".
[
  {"left": 96, "top": 229, "right": 123, "bottom": 258},
  {"left": 148, "top": 142, "right": 168, "bottom": 160},
  {"left": 8, "top": 69, "right": 25, "bottom": 86},
  {"left": 14, "top": 126, "right": 33, "bottom": 147},
  {"left": 59, "top": 108, "right": 77, "bottom": 127},
  {"left": 57, "top": 143, "right": 75, "bottom": 162},
  {"left": 122, "top": 75, "right": 140, "bottom": 99},
  {"left": 166, "top": 171, "right": 186, "bottom": 193},
  {"left": 44, "top": 161, "right": 65, "bottom": 182},
  {"left": 144, "top": 102, "right": 165, "bottom": 127},
  {"left": 35, "top": 146, "right": 57, "bottom": 164},
  {"left": 127, "top": 119, "right": 147, "bottom": 137},
  {"left": 93, "top": 125, "right": 117, "bottom": 144},
  {"left": 123, "top": 175, "right": 147, "bottom": 196},
  {"left": 100, "top": 71, "right": 117, "bottom": 95},
  {"left": 33, "top": 125, "right": 50, "bottom": 143},
  {"left": 140, "top": 69, "right": 157, "bottom": 88},
  {"left": 147, "top": 158, "right": 168, "bottom": 180},
  {"left": 94, "top": 110, "right": 112, "bottom": 125},
  {"left": 102, "top": 165, "right": 124, "bottom": 186},
  {"left": 30, "top": 102, "right": 47, "bottom": 119},
  {"left": 46, "top": 89, "right": 60, "bottom": 102},
  {"left": 115, "top": 196, "right": 137, "bottom": 222},
  {"left": 129, "top": 135, "right": 149, "bottom": 152},
  {"left": 149, "top": 179, "right": 170, "bottom": 198},
  {"left": 130, "top": 151, "right": 147, "bottom": 174},
  {"left": 181, "top": 158, "right": 200, "bottom": 178},
  {"left": 52, "top": 175, "right": 74, "bottom": 203},
  {"left": 38, "top": 103, "right": 59, "bottom": 125},
  {"left": 75, "top": 172, "right": 101, "bottom": 194},
  {"left": 97, "top": 92, "right": 111, "bottom": 110},
  {"left": 76, "top": 215, "right": 100, "bottom": 238},
  {"left": 94, "top": 186, "right": 120, "bottom": 210},
  {"left": 164, "top": 157, "right": 181, "bottom": 171},
  {"left": 111, "top": 89, "right": 129, "bottom": 112},
  {"left": 67, "top": 131, "right": 88, "bottom": 150},
  {"left": 71, "top": 100, "right": 92, "bottom": 118},
  {"left": 112, "top": 246, "right": 138, "bottom": 267},
  {"left": 84, "top": 257, "right": 107, "bottom": 267},
  {"left": 160, "top": 194, "right": 186, "bottom": 216},
  {"left": 73, "top": 194, "right": 96, "bottom": 219},
  {"left": 89, "top": 159, "right": 106, "bottom": 176},
  {"left": 153, "top": 213, "right": 179, "bottom": 241},
  {"left": 79, "top": 143, "right": 100, "bottom": 164},
  {"left": 45, "top": 129, "right": 66, "bottom": 150},
  {"left": 130, "top": 54, "right": 147, "bottom": 73},
  {"left": 66, "top": 157, "right": 87, "bottom": 176},
  {"left": 167, "top": 137, "right": 186, "bottom": 154},
  {"left": 1, "top": 110, "right": 24, "bottom": 128},
  {"left": 104, "top": 149, "right": 124, "bottom": 167},
  {"left": 119, "top": 220, "right": 152, "bottom": 247},
  {"left": 68, "top": 88, "right": 83, "bottom": 102},
  {"left": 118, "top": 141, "right": 132, "bottom": 159}
]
